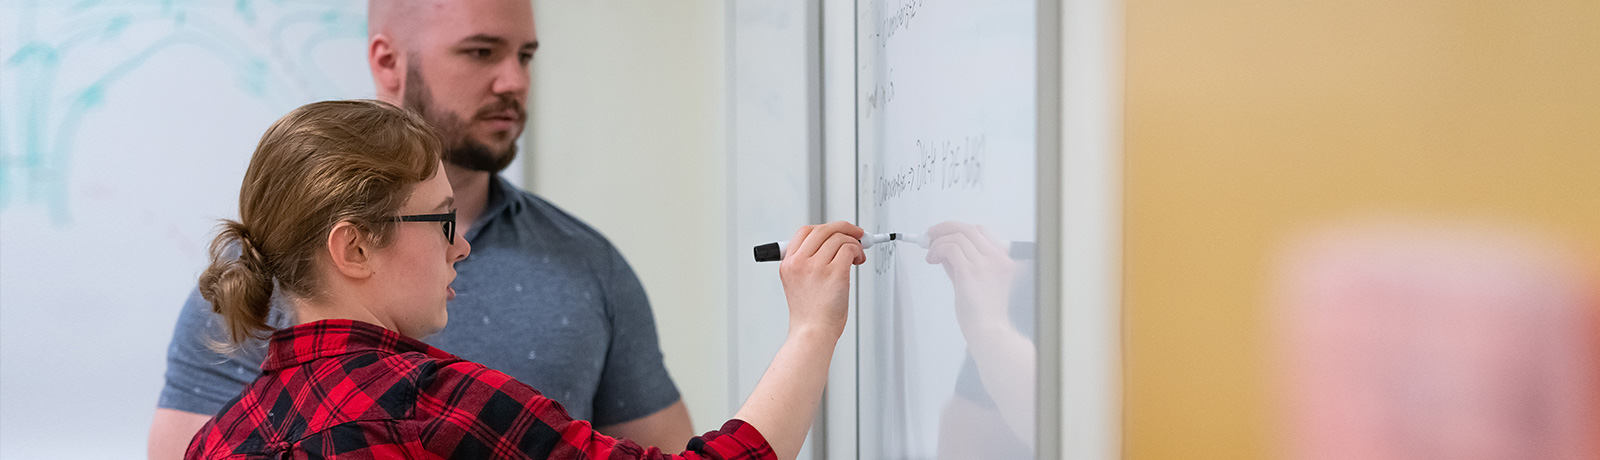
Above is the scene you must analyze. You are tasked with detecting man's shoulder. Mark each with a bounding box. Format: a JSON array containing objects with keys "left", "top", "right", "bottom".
[{"left": 492, "top": 182, "right": 621, "bottom": 254}]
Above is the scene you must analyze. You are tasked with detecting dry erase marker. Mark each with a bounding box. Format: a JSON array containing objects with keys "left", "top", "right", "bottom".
[{"left": 753, "top": 233, "right": 900, "bottom": 262}]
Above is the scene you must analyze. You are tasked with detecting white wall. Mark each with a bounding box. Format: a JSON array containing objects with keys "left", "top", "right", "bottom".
[{"left": 525, "top": 1, "right": 731, "bottom": 433}]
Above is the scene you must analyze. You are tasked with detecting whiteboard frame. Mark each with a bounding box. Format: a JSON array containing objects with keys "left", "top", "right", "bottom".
[
  {"left": 821, "top": 0, "right": 860, "bottom": 459},
  {"left": 1037, "top": 0, "right": 1066, "bottom": 457},
  {"left": 724, "top": 1, "right": 832, "bottom": 458},
  {"left": 819, "top": 0, "right": 1123, "bottom": 458}
]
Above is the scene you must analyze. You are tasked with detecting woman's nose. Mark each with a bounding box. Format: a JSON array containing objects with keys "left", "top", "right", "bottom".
[{"left": 454, "top": 237, "right": 472, "bottom": 262}]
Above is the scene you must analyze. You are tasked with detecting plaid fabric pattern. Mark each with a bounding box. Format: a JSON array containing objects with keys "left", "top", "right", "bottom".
[{"left": 185, "top": 320, "right": 774, "bottom": 460}]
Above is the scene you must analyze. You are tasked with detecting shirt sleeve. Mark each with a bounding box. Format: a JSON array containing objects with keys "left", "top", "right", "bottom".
[
  {"left": 590, "top": 243, "right": 683, "bottom": 426},
  {"left": 420, "top": 362, "right": 773, "bottom": 460},
  {"left": 156, "top": 288, "right": 266, "bottom": 416}
]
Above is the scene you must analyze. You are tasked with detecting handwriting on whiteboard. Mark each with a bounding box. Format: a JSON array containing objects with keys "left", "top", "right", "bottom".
[
  {"left": 863, "top": 69, "right": 896, "bottom": 119},
  {"left": 865, "top": 0, "right": 924, "bottom": 49},
  {"left": 869, "top": 135, "right": 987, "bottom": 207},
  {"left": 871, "top": 238, "right": 899, "bottom": 275}
]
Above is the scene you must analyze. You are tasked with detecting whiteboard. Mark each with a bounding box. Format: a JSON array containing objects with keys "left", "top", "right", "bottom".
[
  {"left": 728, "top": 1, "right": 816, "bottom": 403},
  {"left": 0, "top": 2, "right": 512, "bottom": 457},
  {"left": 0, "top": 3, "right": 369, "bottom": 457},
  {"left": 726, "top": 2, "right": 825, "bottom": 459},
  {"left": 855, "top": 0, "right": 1042, "bottom": 459}
]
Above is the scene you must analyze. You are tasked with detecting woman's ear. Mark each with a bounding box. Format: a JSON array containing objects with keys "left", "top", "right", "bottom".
[{"left": 327, "top": 222, "right": 375, "bottom": 279}]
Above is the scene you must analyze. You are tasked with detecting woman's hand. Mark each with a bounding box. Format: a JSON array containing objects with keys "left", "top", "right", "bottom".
[{"left": 778, "top": 221, "right": 866, "bottom": 339}]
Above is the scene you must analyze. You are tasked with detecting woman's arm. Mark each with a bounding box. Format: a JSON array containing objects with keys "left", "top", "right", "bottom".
[
  {"left": 148, "top": 408, "right": 213, "bottom": 460},
  {"left": 427, "top": 222, "right": 864, "bottom": 460},
  {"left": 733, "top": 221, "right": 864, "bottom": 460}
]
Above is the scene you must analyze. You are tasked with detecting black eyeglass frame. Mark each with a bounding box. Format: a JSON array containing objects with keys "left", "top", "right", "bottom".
[{"left": 395, "top": 209, "right": 457, "bottom": 244}]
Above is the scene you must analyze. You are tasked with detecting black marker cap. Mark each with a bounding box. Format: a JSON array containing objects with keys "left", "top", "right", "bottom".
[{"left": 754, "top": 242, "right": 783, "bottom": 262}]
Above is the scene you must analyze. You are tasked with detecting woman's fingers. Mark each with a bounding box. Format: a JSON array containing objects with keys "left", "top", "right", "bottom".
[
  {"left": 778, "top": 222, "right": 865, "bottom": 337},
  {"left": 790, "top": 221, "right": 865, "bottom": 262},
  {"left": 784, "top": 226, "right": 813, "bottom": 260},
  {"left": 822, "top": 231, "right": 866, "bottom": 268}
]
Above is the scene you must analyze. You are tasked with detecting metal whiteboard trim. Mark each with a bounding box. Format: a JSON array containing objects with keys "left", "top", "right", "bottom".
[
  {"left": 1035, "top": 0, "right": 1065, "bottom": 458},
  {"left": 801, "top": 0, "right": 829, "bottom": 458},
  {"left": 819, "top": 0, "right": 862, "bottom": 458},
  {"left": 721, "top": 0, "right": 741, "bottom": 425}
]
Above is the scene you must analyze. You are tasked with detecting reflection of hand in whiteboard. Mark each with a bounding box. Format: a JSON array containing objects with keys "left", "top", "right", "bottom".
[
  {"left": 919, "top": 223, "right": 1016, "bottom": 331},
  {"left": 918, "top": 221, "right": 1038, "bottom": 454}
]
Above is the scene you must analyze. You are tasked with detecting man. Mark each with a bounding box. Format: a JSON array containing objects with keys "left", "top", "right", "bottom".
[{"left": 146, "top": 1, "right": 692, "bottom": 458}]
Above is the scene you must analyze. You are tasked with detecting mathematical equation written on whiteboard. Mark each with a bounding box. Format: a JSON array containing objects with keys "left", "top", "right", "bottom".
[
  {"left": 864, "top": 0, "right": 924, "bottom": 49},
  {"left": 862, "top": 68, "right": 896, "bottom": 120},
  {"left": 867, "top": 135, "right": 987, "bottom": 207}
]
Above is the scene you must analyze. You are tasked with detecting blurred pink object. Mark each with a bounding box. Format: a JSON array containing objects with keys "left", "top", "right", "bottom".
[{"left": 1276, "top": 221, "right": 1600, "bottom": 460}]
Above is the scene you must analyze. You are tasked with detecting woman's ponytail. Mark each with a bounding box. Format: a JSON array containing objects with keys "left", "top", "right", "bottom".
[{"left": 197, "top": 221, "right": 275, "bottom": 349}]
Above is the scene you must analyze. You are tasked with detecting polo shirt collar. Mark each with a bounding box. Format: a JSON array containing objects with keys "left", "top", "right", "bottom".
[{"left": 463, "top": 174, "right": 515, "bottom": 242}]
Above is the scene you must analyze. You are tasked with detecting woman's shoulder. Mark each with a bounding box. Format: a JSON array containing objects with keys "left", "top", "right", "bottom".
[
  {"left": 297, "top": 350, "right": 433, "bottom": 421},
  {"left": 409, "top": 356, "right": 581, "bottom": 431},
  {"left": 415, "top": 356, "right": 544, "bottom": 399}
]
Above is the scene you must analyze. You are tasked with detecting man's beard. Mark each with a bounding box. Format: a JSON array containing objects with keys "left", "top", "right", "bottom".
[{"left": 402, "top": 64, "right": 523, "bottom": 173}]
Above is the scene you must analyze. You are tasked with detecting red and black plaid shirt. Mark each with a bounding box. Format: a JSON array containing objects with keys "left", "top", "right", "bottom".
[{"left": 185, "top": 319, "right": 774, "bottom": 460}]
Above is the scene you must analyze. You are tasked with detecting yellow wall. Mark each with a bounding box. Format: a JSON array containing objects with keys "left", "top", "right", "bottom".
[{"left": 1123, "top": 1, "right": 1600, "bottom": 458}]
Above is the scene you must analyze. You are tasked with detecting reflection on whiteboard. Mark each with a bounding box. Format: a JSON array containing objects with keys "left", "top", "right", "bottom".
[
  {"left": 0, "top": 2, "right": 370, "bottom": 457},
  {"left": 857, "top": 0, "right": 1038, "bottom": 459}
]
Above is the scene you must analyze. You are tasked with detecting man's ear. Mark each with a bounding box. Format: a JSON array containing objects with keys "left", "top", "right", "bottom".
[
  {"left": 327, "top": 222, "right": 375, "bottom": 279},
  {"left": 369, "top": 33, "right": 404, "bottom": 100}
]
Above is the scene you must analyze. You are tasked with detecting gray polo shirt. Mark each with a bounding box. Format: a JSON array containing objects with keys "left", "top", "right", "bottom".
[{"left": 158, "top": 176, "right": 680, "bottom": 425}]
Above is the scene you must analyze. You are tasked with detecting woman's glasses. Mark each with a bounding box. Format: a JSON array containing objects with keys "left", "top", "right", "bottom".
[{"left": 396, "top": 209, "right": 456, "bottom": 244}]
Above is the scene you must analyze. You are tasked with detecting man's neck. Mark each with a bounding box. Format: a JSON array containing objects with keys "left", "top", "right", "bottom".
[{"left": 443, "top": 163, "right": 492, "bottom": 234}]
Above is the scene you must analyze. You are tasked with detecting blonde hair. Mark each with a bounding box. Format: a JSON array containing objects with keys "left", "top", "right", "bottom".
[{"left": 198, "top": 99, "right": 441, "bottom": 347}]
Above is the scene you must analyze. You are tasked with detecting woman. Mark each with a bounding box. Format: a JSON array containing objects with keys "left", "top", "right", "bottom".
[{"left": 185, "top": 100, "right": 864, "bottom": 460}]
